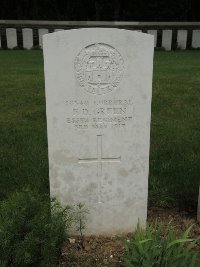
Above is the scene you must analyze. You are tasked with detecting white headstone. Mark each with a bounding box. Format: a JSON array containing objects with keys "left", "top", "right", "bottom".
[
  {"left": 192, "top": 30, "right": 200, "bottom": 48},
  {"left": 147, "top": 30, "right": 157, "bottom": 47},
  {"left": 162, "top": 30, "right": 172, "bottom": 51},
  {"left": 39, "top": 28, "right": 49, "bottom": 48},
  {"left": 43, "top": 28, "right": 154, "bottom": 235},
  {"left": 6, "top": 28, "right": 17, "bottom": 49},
  {"left": 177, "top": 30, "right": 187, "bottom": 50},
  {"left": 22, "top": 28, "right": 33, "bottom": 49}
]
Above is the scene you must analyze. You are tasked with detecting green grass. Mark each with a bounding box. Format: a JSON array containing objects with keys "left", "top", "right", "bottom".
[
  {"left": 150, "top": 51, "right": 200, "bottom": 208},
  {"left": 0, "top": 51, "right": 48, "bottom": 199},
  {"left": 0, "top": 50, "right": 200, "bottom": 209}
]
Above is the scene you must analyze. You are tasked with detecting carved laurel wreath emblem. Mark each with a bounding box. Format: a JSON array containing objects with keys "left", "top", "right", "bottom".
[{"left": 74, "top": 43, "right": 124, "bottom": 95}]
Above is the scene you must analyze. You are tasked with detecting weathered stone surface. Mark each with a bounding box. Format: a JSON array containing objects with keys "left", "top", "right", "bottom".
[
  {"left": 43, "top": 28, "right": 154, "bottom": 235},
  {"left": 22, "top": 28, "right": 33, "bottom": 49},
  {"left": 6, "top": 28, "right": 17, "bottom": 49}
]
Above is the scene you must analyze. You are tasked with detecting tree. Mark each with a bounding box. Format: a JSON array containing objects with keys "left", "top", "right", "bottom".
[{"left": 94, "top": 0, "right": 121, "bottom": 21}]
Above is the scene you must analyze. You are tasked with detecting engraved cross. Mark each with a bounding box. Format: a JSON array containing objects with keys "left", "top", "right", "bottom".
[{"left": 78, "top": 135, "right": 121, "bottom": 176}]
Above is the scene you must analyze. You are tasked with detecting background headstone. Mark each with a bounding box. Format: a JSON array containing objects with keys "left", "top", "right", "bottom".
[
  {"left": 39, "top": 28, "right": 49, "bottom": 48},
  {"left": 147, "top": 30, "right": 157, "bottom": 47},
  {"left": 162, "top": 30, "right": 172, "bottom": 51},
  {"left": 192, "top": 30, "right": 200, "bottom": 48},
  {"left": 22, "top": 28, "right": 33, "bottom": 49},
  {"left": 43, "top": 28, "right": 154, "bottom": 235},
  {"left": 6, "top": 28, "right": 17, "bottom": 49},
  {"left": 177, "top": 30, "right": 187, "bottom": 50}
]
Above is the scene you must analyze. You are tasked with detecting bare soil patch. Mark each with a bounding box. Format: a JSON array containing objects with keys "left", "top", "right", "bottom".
[{"left": 59, "top": 208, "right": 200, "bottom": 267}]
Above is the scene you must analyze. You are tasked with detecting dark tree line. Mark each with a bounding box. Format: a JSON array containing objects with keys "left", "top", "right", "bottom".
[{"left": 0, "top": 0, "right": 199, "bottom": 21}]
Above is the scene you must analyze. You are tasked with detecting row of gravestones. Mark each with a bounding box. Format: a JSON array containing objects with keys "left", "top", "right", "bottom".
[{"left": 1, "top": 28, "right": 200, "bottom": 50}]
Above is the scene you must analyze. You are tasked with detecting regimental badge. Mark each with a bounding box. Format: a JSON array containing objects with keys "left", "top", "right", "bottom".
[{"left": 74, "top": 43, "right": 124, "bottom": 95}]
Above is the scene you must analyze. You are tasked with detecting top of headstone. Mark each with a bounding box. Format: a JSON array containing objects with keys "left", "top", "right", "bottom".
[{"left": 43, "top": 27, "right": 153, "bottom": 40}]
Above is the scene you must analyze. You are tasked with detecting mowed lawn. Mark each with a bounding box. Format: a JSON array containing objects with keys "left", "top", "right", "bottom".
[{"left": 0, "top": 50, "right": 200, "bottom": 209}]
